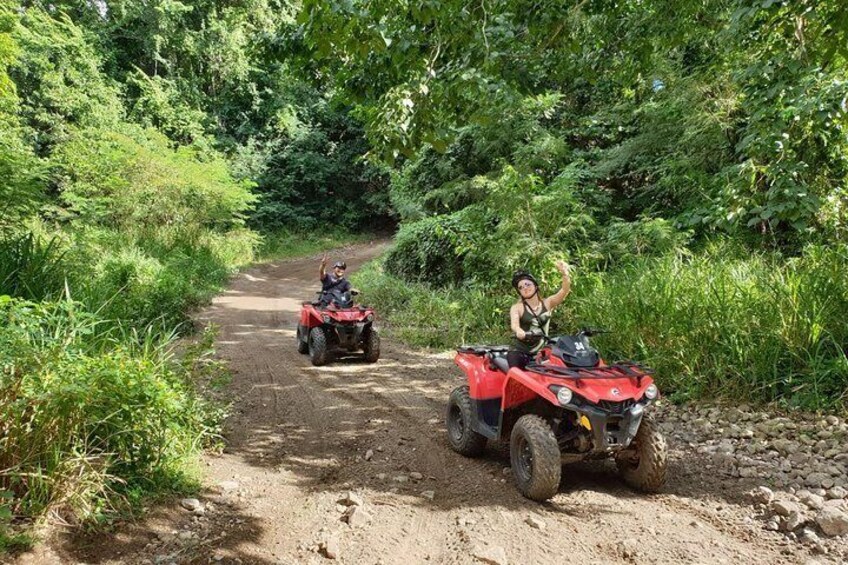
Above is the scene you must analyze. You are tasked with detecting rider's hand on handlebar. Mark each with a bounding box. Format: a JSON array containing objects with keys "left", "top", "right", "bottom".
[{"left": 515, "top": 328, "right": 526, "bottom": 340}]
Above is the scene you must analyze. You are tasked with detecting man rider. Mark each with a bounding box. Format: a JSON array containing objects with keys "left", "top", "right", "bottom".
[{"left": 319, "top": 253, "right": 358, "bottom": 303}]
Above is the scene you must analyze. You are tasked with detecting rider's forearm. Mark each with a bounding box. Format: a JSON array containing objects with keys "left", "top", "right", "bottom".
[
  {"left": 559, "top": 278, "right": 571, "bottom": 299},
  {"left": 547, "top": 278, "right": 571, "bottom": 309}
]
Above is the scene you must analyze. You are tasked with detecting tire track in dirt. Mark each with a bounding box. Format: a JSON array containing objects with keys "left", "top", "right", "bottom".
[{"left": 25, "top": 242, "right": 819, "bottom": 565}]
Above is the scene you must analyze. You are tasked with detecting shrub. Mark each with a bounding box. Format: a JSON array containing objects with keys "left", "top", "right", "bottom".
[
  {"left": 0, "top": 297, "right": 222, "bottom": 524},
  {"left": 0, "top": 233, "right": 66, "bottom": 301},
  {"left": 358, "top": 242, "right": 848, "bottom": 411}
]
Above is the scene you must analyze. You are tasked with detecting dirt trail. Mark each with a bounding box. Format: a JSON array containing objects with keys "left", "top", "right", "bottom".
[{"left": 23, "top": 243, "right": 819, "bottom": 564}]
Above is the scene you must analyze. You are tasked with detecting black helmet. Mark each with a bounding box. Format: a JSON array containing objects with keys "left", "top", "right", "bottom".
[
  {"left": 511, "top": 270, "right": 537, "bottom": 290},
  {"left": 333, "top": 261, "right": 347, "bottom": 269}
]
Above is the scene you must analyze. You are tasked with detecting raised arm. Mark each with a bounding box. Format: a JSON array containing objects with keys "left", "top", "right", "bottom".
[
  {"left": 510, "top": 302, "right": 526, "bottom": 340},
  {"left": 319, "top": 253, "right": 328, "bottom": 281},
  {"left": 544, "top": 261, "right": 572, "bottom": 310}
]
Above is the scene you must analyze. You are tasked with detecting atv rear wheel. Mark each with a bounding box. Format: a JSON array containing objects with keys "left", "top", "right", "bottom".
[
  {"left": 296, "top": 325, "right": 309, "bottom": 354},
  {"left": 615, "top": 416, "right": 668, "bottom": 492},
  {"left": 309, "top": 327, "right": 330, "bottom": 366},
  {"left": 446, "top": 386, "right": 487, "bottom": 457},
  {"left": 510, "top": 415, "right": 561, "bottom": 502},
  {"left": 363, "top": 328, "right": 380, "bottom": 363}
]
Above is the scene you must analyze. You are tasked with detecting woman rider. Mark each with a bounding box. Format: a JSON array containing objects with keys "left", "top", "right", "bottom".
[{"left": 508, "top": 261, "right": 572, "bottom": 369}]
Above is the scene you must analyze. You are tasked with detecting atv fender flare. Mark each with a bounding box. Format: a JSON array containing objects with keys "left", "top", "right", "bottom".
[{"left": 500, "top": 368, "right": 560, "bottom": 411}]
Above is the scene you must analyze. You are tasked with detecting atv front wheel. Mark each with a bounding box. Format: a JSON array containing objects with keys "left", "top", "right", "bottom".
[
  {"left": 446, "top": 386, "right": 487, "bottom": 457},
  {"left": 615, "top": 416, "right": 668, "bottom": 492},
  {"left": 510, "top": 415, "right": 561, "bottom": 502},
  {"left": 309, "top": 327, "right": 330, "bottom": 366},
  {"left": 363, "top": 328, "right": 380, "bottom": 363},
  {"left": 296, "top": 325, "right": 309, "bottom": 354}
]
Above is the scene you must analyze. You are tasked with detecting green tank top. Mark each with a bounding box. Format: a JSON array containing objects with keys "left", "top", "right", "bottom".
[{"left": 511, "top": 300, "right": 551, "bottom": 354}]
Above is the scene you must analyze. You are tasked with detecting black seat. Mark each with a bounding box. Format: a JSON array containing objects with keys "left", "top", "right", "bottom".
[{"left": 491, "top": 356, "right": 510, "bottom": 373}]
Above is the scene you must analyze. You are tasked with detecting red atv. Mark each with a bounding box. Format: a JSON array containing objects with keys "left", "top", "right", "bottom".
[
  {"left": 296, "top": 288, "right": 380, "bottom": 366},
  {"left": 447, "top": 329, "right": 667, "bottom": 501}
]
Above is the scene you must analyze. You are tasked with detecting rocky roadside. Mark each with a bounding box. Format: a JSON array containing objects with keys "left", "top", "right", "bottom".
[
  {"left": 653, "top": 401, "right": 848, "bottom": 561},
  {"left": 129, "top": 400, "right": 848, "bottom": 565}
]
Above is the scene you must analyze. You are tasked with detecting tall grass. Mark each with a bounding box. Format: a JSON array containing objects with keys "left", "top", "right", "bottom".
[
  {"left": 0, "top": 233, "right": 66, "bottom": 301},
  {"left": 571, "top": 243, "right": 848, "bottom": 409},
  {"left": 0, "top": 298, "right": 222, "bottom": 528},
  {"left": 0, "top": 225, "right": 250, "bottom": 546},
  {"left": 257, "top": 228, "right": 374, "bottom": 262},
  {"left": 354, "top": 243, "right": 848, "bottom": 411}
]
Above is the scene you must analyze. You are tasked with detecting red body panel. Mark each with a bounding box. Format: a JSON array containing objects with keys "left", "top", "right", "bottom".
[
  {"left": 300, "top": 303, "right": 374, "bottom": 328},
  {"left": 454, "top": 349, "right": 656, "bottom": 409},
  {"left": 454, "top": 353, "right": 506, "bottom": 400}
]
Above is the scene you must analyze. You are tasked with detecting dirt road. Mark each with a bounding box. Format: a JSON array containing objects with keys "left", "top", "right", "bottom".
[{"left": 29, "top": 243, "right": 820, "bottom": 564}]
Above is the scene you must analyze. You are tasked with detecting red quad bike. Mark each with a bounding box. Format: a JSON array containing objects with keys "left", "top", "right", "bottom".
[
  {"left": 447, "top": 329, "right": 668, "bottom": 502},
  {"left": 296, "top": 288, "right": 380, "bottom": 366}
]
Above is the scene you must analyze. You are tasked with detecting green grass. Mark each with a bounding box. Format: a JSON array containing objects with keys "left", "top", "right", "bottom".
[
  {"left": 354, "top": 242, "right": 848, "bottom": 412},
  {"left": 257, "top": 229, "right": 373, "bottom": 262},
  {"left": 0, "top": 299, "right": 225, "bottom": 530},
  {"left": 0, "top": 224, "right": 382, "bottom": 553}
]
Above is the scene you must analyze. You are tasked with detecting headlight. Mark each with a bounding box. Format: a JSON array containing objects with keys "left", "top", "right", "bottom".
[
  {"left": 556, "top": 387, "right": 573, "bottom": 405},
  {"left": 644, "top": 384, "right": 658, "bottom": 400},
  {"left": 366, "top": 314, "right": 374, "bottom": 322},
  {"left": 321, "top": 314, "right": 331, "bottom": 324}
]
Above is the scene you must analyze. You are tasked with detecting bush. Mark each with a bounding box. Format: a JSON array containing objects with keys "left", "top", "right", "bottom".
[
  {"left": 352, "top": 260, "right": 509, "bottom": 348},
  {"left": 52, "top": 125, "right": 256, "bottom": 239},
  {"left": 384, "top": 215, "right": 468, "bottom": 287},
  {"left": 0, "top": 233, "right": 66, "bottom": 301},
  {"left": 572, "top": 243, "right": 848, "bottom": 409},
  {"left": 0, "top": 297, "right": 223, "bottom": 524},
  {"left": 358, "top": 242, "right": 848, "bottom": 411}
]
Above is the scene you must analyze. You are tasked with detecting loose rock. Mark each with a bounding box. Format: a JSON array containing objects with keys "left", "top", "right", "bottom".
[
  {"left": 472, "top": 544, "right": 508, "bottom": 565},
  {"left": 616, "top": 539, "right": 640, "bottom": 560},
  {"left": 771, "top": 499, "right": 801, "bottom": 517},
  {"left": 320, "top": 535, "right": 340, "bottom": 560},
  {"left": 338, "top": 491, "right": 364, "bottom": 507},
  {"left": 180, "top": 498, "right": 202, "bottom": 512},
  {"left": 525, "top": 515, "right": 546, "bottom": 530},
  {"left": 782, "top": 511, "right": 805, "bottom": 532},
  {"left": 748, "top": 486, "right": 774, "bottom": 505},
  {"left": 827, "top": 486, "right": 847, "bottom": 500},
  {"left": 816, "top": 507, "right": 848, "bottom": 537},
  {"left": 342, "top": 505, "right": 372, "bottom": 528},
  {"left": 218, "top": 480, "right": 240, "bottom": 492}
]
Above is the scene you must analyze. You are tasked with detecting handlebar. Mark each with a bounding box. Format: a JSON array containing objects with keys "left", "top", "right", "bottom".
[
  {"left": 522, "top": 329, "right": 553, "bottom": 343},
  {"left": 521, "top": 327, "right": 610, "bottom": 342},
  {"left": 315, "top": 289, "right": 360, "bottom": 296}
]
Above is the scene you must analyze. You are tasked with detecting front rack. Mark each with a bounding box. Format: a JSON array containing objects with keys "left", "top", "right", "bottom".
[{"left": 526, "top": 360, "right": 654, "bottom": 386}]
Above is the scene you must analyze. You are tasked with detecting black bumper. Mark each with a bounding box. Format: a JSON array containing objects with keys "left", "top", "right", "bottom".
[{"left": 580, "top": 403, "right": 645, "bottom": 451}]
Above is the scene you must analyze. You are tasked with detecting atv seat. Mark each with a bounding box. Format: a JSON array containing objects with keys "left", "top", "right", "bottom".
[
  {"left": 457, "top": 345, "right": 511, "bottom": 372},
  {"left": 489, "top": 353, "right": 510, "bottom": 373}
]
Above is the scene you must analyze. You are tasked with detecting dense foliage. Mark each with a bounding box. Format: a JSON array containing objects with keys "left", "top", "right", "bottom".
[
  {"left": 304, "top": 0, "right": 848, "bottom": 245},
  {"left": 317, "top": 0, "right": 848, "bottom": 409}
]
